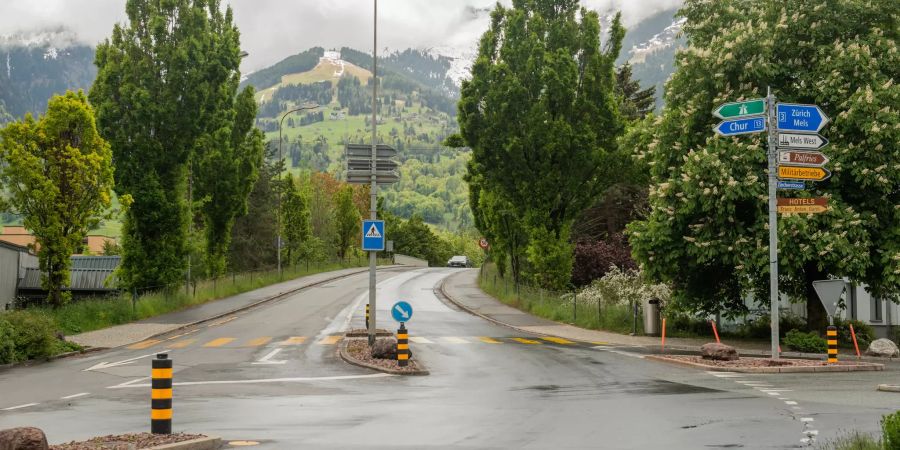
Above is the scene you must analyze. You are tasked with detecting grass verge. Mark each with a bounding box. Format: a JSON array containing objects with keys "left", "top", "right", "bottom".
[{"left": 477, "top": 264, "right": 637, "bottom": 335}]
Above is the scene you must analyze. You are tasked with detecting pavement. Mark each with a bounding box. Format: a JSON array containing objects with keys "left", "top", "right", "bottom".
[{"left": 0, "top": 267, "right": 896, "bottom": 449}]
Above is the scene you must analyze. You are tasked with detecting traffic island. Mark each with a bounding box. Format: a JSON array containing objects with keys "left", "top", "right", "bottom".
[
  {"left": 51, "top": 433, "right": 220, "bottom": 450},
  {"left": 646, "top": 354, "right": 884, "bottom": 373},
  {"left": 340, "top": 336, "right": 429, "bottom": 376},
  {"left": 344, "top": 328, "right": 393, "bottom": 338}
]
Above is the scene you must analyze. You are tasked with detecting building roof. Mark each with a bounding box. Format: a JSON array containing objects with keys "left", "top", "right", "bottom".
[
  {"left": 0, "top": 239, "right": 33, "bottom": 254},
  {"left": 18, "top": 256, "right": 121, "bottom": 292},
  {"left": 71, "top": 255, "right": 121, "bottom": 270}
]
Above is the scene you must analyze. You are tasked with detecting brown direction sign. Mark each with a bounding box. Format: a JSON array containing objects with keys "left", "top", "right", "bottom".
[
  {"left": 778, "top": 165, "right": 831, "bottom": 181},
  {"left": 778, "top": 151, "right": 829, "bottom": 167},
  {"left": 777, "top": 197, "right": 829, "bottom": 214}
]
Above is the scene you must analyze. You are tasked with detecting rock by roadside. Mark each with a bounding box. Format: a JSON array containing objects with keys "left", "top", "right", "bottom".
[
  {"left": 700, "top": 343, "right": 738, "bottom": 361},
  {"left": 0, "top": 426, "right": 49, "bottom": 450},
  {"left": 341, "top": 338, "right": 428, "bottom": 375},
  {"left": 865, "top": 338, "right": 900, "bottom": 358},
  {"left": 51, "top": 433, "right": 206, "bottom": 450}
]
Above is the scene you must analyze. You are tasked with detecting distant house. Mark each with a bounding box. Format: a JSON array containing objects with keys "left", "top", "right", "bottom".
[
  {"left": 0, "top": 241, "right": 37, "bottom": 310},
  {"left": 0, "top": 225, "right": 118, "bottom": 255}
]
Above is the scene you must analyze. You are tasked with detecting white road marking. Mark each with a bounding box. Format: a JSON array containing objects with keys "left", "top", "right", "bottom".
[
  {"left": 592, "top": 347, "right": 646, "bottom": 359},
  {"left": 108, "top": 377, "right": 150, "bottom": 389},
  {"left": 805, "top": 430, "right": 819, "bottom": 436},
  {"left": 785, "top": 401, "right": 798, "bottom": 405},
  {"left": 108, "top": 373, "right": 394, "bottom": 388},
  {"left": 84, "top": 352, "right": 170, "bottom": 372},
  {"left": 2, "top": 403, "right": 39, "bottom": 411},
  {"left": 760, "top": 389, "right": 793, "bottom": 392},
  {"left": 252, "top": 348, "right": 287, "bottom": 365},
  {"left": 60, "top": 393, "right": 90, "bottom": 400},
  {"left": 800, "top": 418, "right": 814, "bottom": 422},
  {"left": 792, "top": 406, "right": 802, "bottom": 410},
  {"left": 441, "top": 337, "right": 471, "bottom": 344},
  {"left": 409, "top": 336, "right": 433, "bottom": 344}
]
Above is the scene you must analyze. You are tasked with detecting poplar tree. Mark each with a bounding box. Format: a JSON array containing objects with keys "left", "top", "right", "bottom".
[
  {"left": 91, "top": 0, "right": 260, "bottom": 287},
  {"left": 628, "top": 0, "right": 899, "bottom": 328},
  {"left": 458, "top": 0, "right": 626, "bottom": 289}
]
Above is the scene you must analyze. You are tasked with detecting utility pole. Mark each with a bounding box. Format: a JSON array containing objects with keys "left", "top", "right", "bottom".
[
  {"left": 367, "top": 0, "right": 378, "bottom": 347},
  {"left": 278, "top": 105, "right": 318, "bottom": 278},
  {"left": 766, "top": 86, "right": 780, "bottom": 360}
]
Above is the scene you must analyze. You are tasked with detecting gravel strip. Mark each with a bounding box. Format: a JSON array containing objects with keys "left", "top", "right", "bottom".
[
  {"left": 51, "top": 433, "right": 206, "bottom": 450},
  {"left": 345, "top": 338, "right": 424, "bottom": 373}
]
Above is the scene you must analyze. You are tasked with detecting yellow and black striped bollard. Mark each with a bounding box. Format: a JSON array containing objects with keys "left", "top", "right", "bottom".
[
  {"left": 397, "top": 323, "right": 409, "bottom": 367},
  {"left": 366, "top": 304, "right": 370, "bottom": 330},
  {"left": 151, "top": 353, "right": 173, "bottom": 434},
  {"left": 826, "top": 326, "right": 838, "bottom": 364}
]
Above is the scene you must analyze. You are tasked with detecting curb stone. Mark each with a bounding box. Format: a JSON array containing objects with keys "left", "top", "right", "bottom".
[
  {"left": 439, "top": 272, "right": 900, "bottom": 364},
  {"left": 338, "top": 336, "right": 429, "bottom": 376},
  {"left": 878, "top": 384, "right": 900, "bottom": 393},
  {"left": 645, "top": 355, "right": 884, "bottom": 373},
  {"left": 0, "top": 346, "right": 106, "bottom": 371},
  {"left": 148, "top": 436, "right": 222, "bottom": 450}
]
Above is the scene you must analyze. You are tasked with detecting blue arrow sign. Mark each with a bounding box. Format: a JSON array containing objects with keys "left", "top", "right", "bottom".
[
  {"left": 778, "top": 181, "right": 806, "bottom": 190},
  {"left": 777, "top": 103, "right": 829, "bottom": 133},
  {"left": 713, "top": 116, "right": 767, "bottom": 136},
  {"left": 391, "top": 301, "right": 413, "bottom": 322},
  {"left": 361, "top": 220, "right": 385, "bottom": 251}
]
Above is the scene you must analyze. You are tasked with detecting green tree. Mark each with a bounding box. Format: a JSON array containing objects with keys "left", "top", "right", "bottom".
[
  {"left": 458, "top": 0, "right": 626, "bottom": 289},
  {"left": 334, "top": 185, "right": 360, "bottom": 260},
  {"left": 281, "top": 177, "right": 311, "bottom": 265},
  {"left": 628, "top": 0, "right": 899, "bottom": 328},
  {"left": 616, "top": 63, "right": 656, "bottom": 122},
  {"left": 0, "top": 91, "right": 114, "bottom": 306},
  {"left": 230, "top": 143, "right": 281, "bottom": 271},
  {"left": 90, "top": 0, "right": 251, "bottom": 289},
  {"left": 392, "top": 215, "right": 452, "bottom": 266}
]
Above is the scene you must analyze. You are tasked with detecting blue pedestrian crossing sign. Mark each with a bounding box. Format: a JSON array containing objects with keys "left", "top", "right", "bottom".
[
  {"left": 361, "top": 220, "right": 385, "bottom": 251},
  {"left": 391, "top": 301, "right": 413, "bottom": 322}
]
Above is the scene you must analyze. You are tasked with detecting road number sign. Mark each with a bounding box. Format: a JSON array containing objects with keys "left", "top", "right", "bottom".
[
  {"left": 777, "top": 104, "right": 830, "bottom": 133},
  {"left": 478, "top": 238, "right": 489, "bottom": 250},
  {"left": 777, "top": 197, "right": 828, "bottom": 214},
  {"left": 778, "top": 133, "right": 828, "bottom": 150},
  {"left": 714, "top": 116, "right": 767, "bottom": 136},
  {"left": 713, "top": 99, "right": 766, "bottom": 119},
  {"left": 361, "top": 220, "right": 385, "bottom": 251},
  {"left": 391, "top": 301, "right": 413, "bottom": 322},
  {"left": 778, "top": 166, "right": 831, "bottom": 182},
  {"left": 778, "top": 151, "right": 829, "bottom": 167}
]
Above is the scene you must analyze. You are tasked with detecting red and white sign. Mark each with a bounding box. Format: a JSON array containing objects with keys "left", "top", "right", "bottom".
[{"left": 478, "top": 238, "right": 490, "bottom": 250}]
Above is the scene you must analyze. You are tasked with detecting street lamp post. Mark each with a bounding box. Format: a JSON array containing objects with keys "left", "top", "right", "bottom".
[{"left": 278, "top": 104, "right": 319, "bottom": 277}]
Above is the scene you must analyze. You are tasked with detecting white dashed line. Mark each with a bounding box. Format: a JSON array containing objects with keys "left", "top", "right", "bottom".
[
  {"left": 800, "top": 418, "right": 814, "bottom": 423},
  {"left": 61, "top": 393, "right": 90, "bottom": 400},
  {"left": 2, "top": 403, "right": 39, "bottom": 411},
  {"left": 785, "top": 401, "right": 798, "bottom": 405}
]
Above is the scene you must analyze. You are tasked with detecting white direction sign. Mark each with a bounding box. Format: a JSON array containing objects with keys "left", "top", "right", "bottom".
[
  {"left": 812, "top": 280, "right": 846, "bottom": 318},
  {"left": 778, "top": 133, "right": 829, "bottom": 150}
]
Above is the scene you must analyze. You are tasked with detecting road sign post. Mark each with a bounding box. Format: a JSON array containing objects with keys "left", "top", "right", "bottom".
[
  {"left": 714, "top": 116, "right": 767, "bottom": 137},
  {"left": 778, "top": 133, "right": 829, "bottom": 150},
  {"left": 777, "top": 197, "right": 829, "bottom": 214},
  {"left": 391, "top": 300, "right": 413, "bottom": 322},
  {"left": 778, "top": 166, "right": 831, "bottom": 182},
  {"left": 777, "top": 104, "right": 830, "bottom": 133},
  {"left": 713, "top": 98, "right": 767, "bottom": 119},
  {"left": 362, "top": 220, "right": 385, "bottom": 252},
  {"left": 765, "top": 87, "right": 780, "bottom": 360}
]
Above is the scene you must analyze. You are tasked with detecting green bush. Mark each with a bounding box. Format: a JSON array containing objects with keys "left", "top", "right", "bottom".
[
  {"left": 783, "top": 329, "right": 827, "bottom": 353},
  {"left": 667, "top": 313, "right": 712, "bottom": 338},
  {"left": 0, "top": 316, "right": 16, "bottom": 364},
  {"left": 740, "top": 313, "right": 807, "bottom": 339},
  {"left": 834, "top": 318, "right": 875, "bottom": 350},
  {"left": 883, "top": 411, "right": 900, "bottom": 450},
  {"left": 3, "top": 311, "right": 58, "bottom": 361},
  {"left": 818, "top": 432, "right": 881, "bottom": 450}
]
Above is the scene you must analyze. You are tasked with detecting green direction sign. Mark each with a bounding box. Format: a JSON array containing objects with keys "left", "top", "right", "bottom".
[{"left": 713, "top": 98, "right": 767, "bottom": 120}]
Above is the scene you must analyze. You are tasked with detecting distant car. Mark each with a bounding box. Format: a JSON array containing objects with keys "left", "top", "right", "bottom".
[{"left": 447, "top": 255, "right": 471, "bottom": 268}]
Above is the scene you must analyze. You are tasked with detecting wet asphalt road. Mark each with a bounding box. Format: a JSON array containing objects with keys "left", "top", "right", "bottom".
[{"left": 0, "top": 267, "right": 896, "bottom": 449}]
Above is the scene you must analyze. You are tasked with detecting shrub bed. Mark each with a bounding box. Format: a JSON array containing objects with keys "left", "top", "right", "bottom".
[
  {"left": 783, "top": 329, "right": 827, "bottom": 353},
  {"left": 0, "top": 310, "right": 78, "bottom": 365}
]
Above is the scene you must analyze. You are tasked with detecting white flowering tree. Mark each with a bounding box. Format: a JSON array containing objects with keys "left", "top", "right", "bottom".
[
  {"left": 574, "top": 267, "right": 671, "bottom": 310},
  {"left": 627, "top": 0, "right": 899, "bottom": 328}
]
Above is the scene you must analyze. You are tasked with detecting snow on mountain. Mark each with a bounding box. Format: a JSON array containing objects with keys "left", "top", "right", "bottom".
[
  {"left": 629, "top": 17, "right": 686, "bottom": 65},
  {"left": 0, "top": 27, "right": 81, "bottom": 50}
]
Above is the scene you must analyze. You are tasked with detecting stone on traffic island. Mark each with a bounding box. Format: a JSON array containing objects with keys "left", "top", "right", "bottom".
[
  {"left": 371, "top": 337, "right": 398, "bottom": 360},
  {"left": 0, "top": 427, "right": 49, "bottom": 450},
  {"left": 700, "top": 343, "right": 739, "bottom": 361},
  {"left": 865, "top": 338, "right": 899, "bottom": 358}
]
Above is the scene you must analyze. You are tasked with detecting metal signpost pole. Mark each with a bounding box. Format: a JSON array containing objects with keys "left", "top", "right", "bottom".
[
  {"left": 368, "top": 0, "right": 378, "bottom": 347},
  {"left": 766, "top": 87, "right": 780, "bottom": 360}
]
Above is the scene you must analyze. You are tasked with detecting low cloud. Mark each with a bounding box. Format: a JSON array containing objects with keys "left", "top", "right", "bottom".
[{"left": 0, "top": 0, "right": 683, "bottom": 72}]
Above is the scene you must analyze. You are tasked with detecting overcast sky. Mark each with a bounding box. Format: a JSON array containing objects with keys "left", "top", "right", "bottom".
[{"left": 0, "top": 0, "right": 683, "bottom": 72}]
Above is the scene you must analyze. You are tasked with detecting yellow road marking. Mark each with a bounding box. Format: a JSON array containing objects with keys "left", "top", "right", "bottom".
[
  {"left": 478, "top": 337, "right": 502, "bottom": 344},
  {"left": 164, "top": 329, "right": 199, "bottom": 341},
  {"left": 441, "top": 337, "right": 471, "bottom": 344},
  {"left": 128, "top": 339, "right": 162, "bottom": 350},
  {"left": 279, "top": 336, "right": 307, "bottom": 346},
  {"left": 207, "top": 316, "right": 238, "bottom": 327},
  {"left": 542, "top": 337, "right": 575, "bottom": 345},
  {"left": 316, "top": 336, "right": 342, "bottom": 345},
  {"left": 511, "top": 338, "right": 541, "bottom": 345},
  {"left": 243, "top": 337, "right": 272, "bottom": 347},
  {"left": 167, "top": 339, "right": 196, "bottom": 349},
  {"left": 202, "top": 338, "right": 236, "bottom": 348},
  {"left": 409, "top": 337, "right": 433, "bottom": 344}
]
